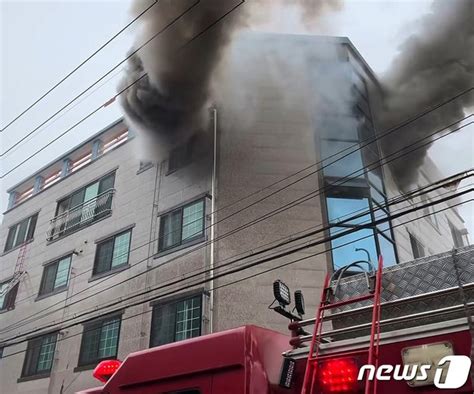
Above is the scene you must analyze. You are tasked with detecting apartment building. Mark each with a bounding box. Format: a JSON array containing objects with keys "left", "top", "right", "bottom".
[{"left": 0, "top": 33, "right": 469, "bottom": 393}]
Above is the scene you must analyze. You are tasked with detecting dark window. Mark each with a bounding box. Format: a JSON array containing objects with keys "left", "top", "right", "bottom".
[
  {"left": 39, "top": 256, "right": 72, "bottom": 296},
  {"left": 0, "top": 347, "right": 3, "bottom": 358},
  {"left": 159, "top": 199, "right": 205, "bottom": 252},
  {"left": 4, "top": 213, "right": 38, "bottom": 252},
  {"left": 150, "top": 295, "right": 202, "bottom": 347},
  {"left": 49, "top": 172, "right": 115, "bottom": 241},
  {"left": 168, "top": 138, "right": 195, "bottom": 173},
  {"left": 409, "top": 233, "right": 425, "bottom": 259},
  {"left": 78, "top": 316, "right": 121, "bottom": 367},
  {"left": 138, "top": 161, "right": 153, "bottom": 172},
  {"left": 0, "top": 280, "right": 19, "bottom": 311},
  {"left": 93, "top": 230, "right": 132, "bottom": 276},
  {"left": 21, "top": 332, "right": 58, "bottom": 377}
]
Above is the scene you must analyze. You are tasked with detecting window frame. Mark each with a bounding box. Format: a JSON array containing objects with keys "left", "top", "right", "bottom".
[
  {"left": 150, "top": 294, "right": 203, "bottom": 348},
  {"left": 0, "top": 279, "right": 20, "bottom": 312},
  {"left": 20, "top": 332, "right": 58, "bottom": 379},
  {"left": 4, "top": 213, "right": 38, "bottom": 253},
  {"left": 38, "top": 255, "right": 72, "bottom": 297},
  {"left": 77, "top": 315, "right": 122, "bottom": 368},
  {"left": 55, "top": 172, "right": 116, "bottom": 216},
  {"left": 158, "top": 199, "right": 206, "bottom": 253},
  {"left": 92, "top": 229, "right": 132, "bottom": 276}
]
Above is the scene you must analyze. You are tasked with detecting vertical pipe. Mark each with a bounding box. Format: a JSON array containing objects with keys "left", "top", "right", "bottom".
[{"left": 209, "top": 108, "right": 218, "bottom": 333}]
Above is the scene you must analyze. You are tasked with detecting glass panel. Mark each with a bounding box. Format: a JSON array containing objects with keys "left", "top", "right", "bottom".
[
  {"left": 326, "top": 197, "right": 371, "bottom": 226},
  {"left": 94, "top": 239, "right": 114, "bottom": 274},
  {"left": 14, "top": 219, "right": 29, "bottom": 247},
  {"left": 318, "top": 116, "right": 360, "bottom": 141},
  {"left": 151, "top": 303, "right": 176, "bottom": 346},
  {"left": 98, "top": 318, "right": 120, "bottom": 359},
  {"left": 36, "top": 334, "right": 57, "bottom": 372},
  {"left": 175, "top": 297, "right": 201, "bottom": 342},
  {"left": 69, "top": 189, "right": 85, "bottom": 209},
  {"left": 162, "top": 211, "right": 181, "bottom": 250},
  {"left": 54, "top": 257, "right": 71, "bottom": 289},
  {"left": 373, "top": 204, "right": 391, "bottom": 235},
  {"left": 0, "top": 282, "right": 9, "bottom": 309},
  {"left": 330, "top": 227, "right": 378, "bottom": 270},
  {"left": 98, "top": 173, "right": 115, "bottom": 194},
  {"left": 182, "top": 201, "right": 204, "bottom": 241},
  {"left": 370, "top": 186, "right": 386, "bottom": 206},
  {"left": 80, "top": 324, "right": 101, "bottom": 365},
  {"left": 321, "top": 140, "right": 364, "bottom": 179},
  {"left": 81, "top": 182, "right": 100, "bottom": 223},
  {"left": 378, "top": 234, "right": 397, "bottom": 267},
  {"left": 41, "top": 264, "right": 57, "bottom": 295},
  {"left": 26, "top": 214, "right": 38, "bottom": 241},
  {"left": 112, "top": 231, "right": 131, "bottom": 268},
  {"left": 4, "top": 226, "right": 17, "bottom": 251}
]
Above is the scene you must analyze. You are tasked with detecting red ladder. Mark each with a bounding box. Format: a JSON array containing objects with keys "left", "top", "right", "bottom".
[{"left": 301, "top": 255, "right": 383, "bottom": 394}]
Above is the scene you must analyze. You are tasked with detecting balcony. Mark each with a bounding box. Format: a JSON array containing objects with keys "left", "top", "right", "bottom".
[{"left": 47, "top": 189, "right": 115, "bottom": 241}]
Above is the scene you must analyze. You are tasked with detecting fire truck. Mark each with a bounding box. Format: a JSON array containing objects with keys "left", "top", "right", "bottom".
[{"left": 79, "top": 248, "right": 473, "bottom": 394}]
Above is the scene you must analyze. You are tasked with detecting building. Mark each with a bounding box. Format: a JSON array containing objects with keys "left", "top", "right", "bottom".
[{"left": 0, "top": 33, "right": 469, "bottom": 393}]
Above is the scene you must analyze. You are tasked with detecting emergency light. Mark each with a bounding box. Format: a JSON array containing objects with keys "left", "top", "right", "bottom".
[
  {"left": 93, "top": 359, "right": 122, "bottom": 383},
  {"left": 294, "top": 290, "right": 305, "bottom": 316}
]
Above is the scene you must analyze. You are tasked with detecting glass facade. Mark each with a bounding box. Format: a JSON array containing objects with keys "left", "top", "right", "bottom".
[
  {"left": 39, "top": 255, "right": 72, "bottom": 296},
  {"left": 315, "top": 56, "right": 398, "bottom": 270}
]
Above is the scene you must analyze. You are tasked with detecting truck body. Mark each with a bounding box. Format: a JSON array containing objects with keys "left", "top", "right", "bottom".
[{"left": 80, "top": 248, "right": 473, "bottom": 394}]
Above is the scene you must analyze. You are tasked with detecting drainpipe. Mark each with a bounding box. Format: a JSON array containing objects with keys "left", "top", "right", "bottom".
[{"left": 209, "top": 107, "right": 218, "bottom": 333}]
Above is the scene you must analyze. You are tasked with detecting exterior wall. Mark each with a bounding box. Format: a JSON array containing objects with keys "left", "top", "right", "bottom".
[{"left": 0, "top": 33, "right": 470, "bottom": 393}]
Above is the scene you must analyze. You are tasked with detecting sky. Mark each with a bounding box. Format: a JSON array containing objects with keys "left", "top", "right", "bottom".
[{"left": 0, "top": 0, "right": 472, "bottom": 232}]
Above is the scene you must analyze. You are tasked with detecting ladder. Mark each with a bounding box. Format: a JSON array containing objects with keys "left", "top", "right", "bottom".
[
  {"left": 301, "top": 255, "right": 383, "bottom": 394},
  {"left": 0, "top": 242, "right": 28, "bottom": 298}
]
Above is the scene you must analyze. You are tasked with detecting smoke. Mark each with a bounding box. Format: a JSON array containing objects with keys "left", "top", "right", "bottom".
[
  {"left": 119, "top": 0, "right": 341, "bottom": 158},
  {"left": 377, "top": 0, "right": 474, "bottom": 188}
]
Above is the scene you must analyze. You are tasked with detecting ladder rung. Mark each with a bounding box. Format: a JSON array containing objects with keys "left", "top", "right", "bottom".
[{"left": 321, "top": 293, "right": 374, "bottom": 310}]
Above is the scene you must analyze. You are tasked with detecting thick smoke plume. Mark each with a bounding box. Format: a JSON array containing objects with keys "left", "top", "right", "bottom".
[
  {"left": 119, "top": 0, "right": 341, "bottom": 158},
  {"left": 378, "top": 0, "right": 473, "bottom": 188}
]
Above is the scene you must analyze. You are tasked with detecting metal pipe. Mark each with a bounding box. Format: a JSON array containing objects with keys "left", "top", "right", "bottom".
[{"left": 209, "top": 107, "right": 218, "bottom": 333}]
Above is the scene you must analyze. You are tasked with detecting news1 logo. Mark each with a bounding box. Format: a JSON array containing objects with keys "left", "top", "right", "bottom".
[{"left": 358, "top": 355, "right": 472, "bottom": 389}]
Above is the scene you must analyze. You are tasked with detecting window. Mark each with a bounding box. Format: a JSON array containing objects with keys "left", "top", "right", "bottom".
[
  {"left": 150, "top": 295, "right": 202, "bottom": 347},
  {"left": 78, "top": 316, "right": 121, "bottom": 366},
  {"left": 4, "top": 213, "right": 38, "bottom": 252},
  {"left": 93, "top": 230, "right": 132, "bottom": 276},
  {"left": 39, "top": 255, "right": 72, "bottom": 296},
  {"left": 49, "top": 172, "right": 115, "bottom": 240},
  {"left": 159, "top": 199, "right": 205, "bottom": 252},
  {"left": 168, "top": 138, "right": 195, "bottom": 173},
  {"left": 21, "top": 332, "right": 58, "bottom": 378},
  {"left": 0, "top": 280, "right": 19, "bottom": 311},
  {"left": 409, "top": 233, "right": 425, "bottom": 259}
]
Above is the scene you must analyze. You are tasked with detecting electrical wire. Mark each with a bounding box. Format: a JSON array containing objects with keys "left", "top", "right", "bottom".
[
  {"left": 2, "top": 177, "right": 471, "bottom": 345},
  {"left": 0, "top": 0, "right": 160, "bottom": 132},
  {"left": 3, "top": 119, "right": 471, "bottom": 334},
  {"left": 0, "top": 197, "right": 471, "bottom": 359}
]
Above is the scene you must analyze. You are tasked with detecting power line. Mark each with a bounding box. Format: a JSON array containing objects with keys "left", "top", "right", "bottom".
[
  {"left": 6, "top": 88, "right": 473, "bottom": 308},
  {"left": 2, "top": 172, "right": 471, "bottom": 345},
  {"left": 0, "top": 0, "right": 217, "bottom": 159},
  {"left": 1, "top": 197, "right": 471, "bottom": 357},
  {"left": 0, "top": 0, "right": 160, "bottom": 132},
  {"left": 3, "top": 118, "right": 470, "bottom": 334}
]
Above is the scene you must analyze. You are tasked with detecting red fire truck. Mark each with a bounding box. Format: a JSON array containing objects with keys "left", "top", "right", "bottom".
[{"left": 79, "top": 251, "right": 473, "bottom": 394}]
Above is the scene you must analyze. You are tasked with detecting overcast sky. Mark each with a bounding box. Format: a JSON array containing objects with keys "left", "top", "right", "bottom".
[{"left": 1, "top": 0, "right": 472, "bottom": 232}]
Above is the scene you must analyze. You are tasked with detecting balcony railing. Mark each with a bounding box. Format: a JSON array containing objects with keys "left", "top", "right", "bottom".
[{"left": 47, "top": 189, "right": 115, "bottom": 241}]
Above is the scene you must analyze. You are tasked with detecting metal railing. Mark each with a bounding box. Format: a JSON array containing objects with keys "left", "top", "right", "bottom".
[{"left": 47, "top": 189, "right": 115, "bottom": 241}]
